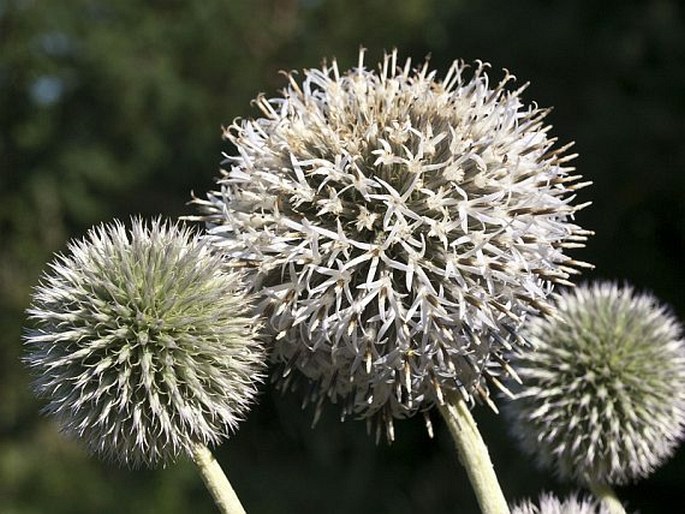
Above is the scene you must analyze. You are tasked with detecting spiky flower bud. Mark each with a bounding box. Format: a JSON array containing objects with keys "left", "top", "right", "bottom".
[
  {"left": 507, "top": 282, "right": 685, "bottom": 485},
  {"left": 24, "top": 218, "right": 265, "bottom": 467},
  {"left": 194, "top": 49, "right": 591, "bottom": 439},
  {"left": 511, "top": 493, "right": 617, "bottom": 514}
]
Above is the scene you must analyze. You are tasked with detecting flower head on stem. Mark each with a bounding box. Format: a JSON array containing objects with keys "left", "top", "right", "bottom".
[
  {"left": 24, "top": 218, "right": 265, "bottom": 468},
  {"left": 507, "top": 282, "right": 685, "bottom": 486},
  {"left": 194, "top": 49, "right": 591, "bottom": 441}
]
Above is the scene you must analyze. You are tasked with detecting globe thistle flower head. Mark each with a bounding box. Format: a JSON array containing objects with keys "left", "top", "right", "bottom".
[
  {"left": 24, "top": 218, "right": 265, "bottom": 467},
  {"left": 194, "top": 49, "right": 591, "bottom": 440},
  {"left": 511, "top": 493, "right": 618, "bottom": 514},
  {"left": 507, "top": 282, "right": 685, "bottom": 485}
]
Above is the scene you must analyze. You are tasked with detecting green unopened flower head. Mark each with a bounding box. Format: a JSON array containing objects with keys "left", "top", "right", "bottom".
[
  {"left": 194, "top": 49, "right": 591, "bottom": 440},
  {"left": 507, "top": 282, "right": 685, "bottom": 485},
  {"left": 24, "top": 218, "right": 265, "bottom": 467},
  {"left": 511, "top": 493, "right": 617, "bottom": 514}
]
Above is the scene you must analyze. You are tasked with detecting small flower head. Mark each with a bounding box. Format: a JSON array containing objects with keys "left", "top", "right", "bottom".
[
  {"left": 194, "top": 49, "right": 591, "bottom": 439},
  {"left": 507, "top": 282, "right": 685, "bottom": 485},
  {"left": 24, "top": 218, "right": 265, "bottom": 467},
  {"left": 511, "top": 493, "right": 617, "bottom": 514}
]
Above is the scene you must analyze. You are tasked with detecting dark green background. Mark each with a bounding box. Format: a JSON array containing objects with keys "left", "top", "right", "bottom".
[{"left": 2, "top": 1, "right": 684, "bottom": 512}]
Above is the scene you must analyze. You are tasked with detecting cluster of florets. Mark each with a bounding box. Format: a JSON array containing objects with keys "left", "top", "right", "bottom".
[
  {"left": 194, "top": 49, "right": 590, "bottom": 439},
  {"left": 506, "top": 282, "right": 685, "bottom": 485},
  {"left": 511, "top": 492, "right": 620, "bottom": 514},
  {"left": 24, "top": 218, "right": 265, "bottom": 467}
]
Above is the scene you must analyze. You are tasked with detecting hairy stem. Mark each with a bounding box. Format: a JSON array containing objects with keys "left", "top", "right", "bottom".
[
  {"left": 589, "top": 482, "right": 626, "bottom": 514},
  {"left": 438, "top": 394, "right": 510, "bottom": 514},
  {"left": 190, "top": 442, "right": 247, "bottom": 514}
]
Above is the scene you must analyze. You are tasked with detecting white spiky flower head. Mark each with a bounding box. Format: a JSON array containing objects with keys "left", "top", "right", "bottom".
[
  {"left": 511, "top": 492, "right": 619, "bottom": 514},
  {"left": 507, "top": 282, "right": 685, "bottom": 485},
  {"left": 194, "top": 49, "right": 591, "bottom": 440},
  {"left": 24, "top": 218, "right": 265, "bottom": 467}
]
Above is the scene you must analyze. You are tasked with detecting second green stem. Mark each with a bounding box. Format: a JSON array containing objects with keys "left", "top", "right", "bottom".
[{"left": 438, "top": 393, "right": 510, "bottom": 514}]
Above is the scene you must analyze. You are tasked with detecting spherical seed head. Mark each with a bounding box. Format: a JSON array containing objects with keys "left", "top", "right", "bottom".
[
  {"left": 507, "top": 282, "right": 685, "bottom": 485},
  {"left": 511, "top": 493, "right": 617, "bottom": 514},
  {"left": 24, "top": 218, "right": 265, "bottom": 467},
  {"left": 195, "top": 49, "right": 591, "bottom": 439}
]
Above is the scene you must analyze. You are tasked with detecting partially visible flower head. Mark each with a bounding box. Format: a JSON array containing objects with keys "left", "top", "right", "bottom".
[
  {"left": 24, "top": 218, "right": 265, "bottom": 467},
  {"left": 511, "top": 493, "right": 618, "bottom": 514},
  {"left": 506, "top": 282, "right": 685, "bottom": 485},
  {"left": 194, "top": 49, "right": 591, "bottom": 440}
]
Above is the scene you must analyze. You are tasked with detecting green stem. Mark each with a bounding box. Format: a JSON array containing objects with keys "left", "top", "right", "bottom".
[
  {"left": 190, "top": 442, "right": 247, "bottom": 514},
  {"left": 438, "top": 394, "right": 510, "bottom": 514},
  {"left": 589, "top": 482, "right": 626, "bottom": 514}
]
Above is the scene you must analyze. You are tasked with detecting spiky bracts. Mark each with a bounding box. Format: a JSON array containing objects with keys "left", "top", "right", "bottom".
[
  {"left": 194, "top": 49, "right": 591, "bottom": 440},
  {"left": 24, "top": 218, "right": 265, "bottom": 467},
  {"left": 511, "top": 492, "right": 618, "bottom": 514},
  {"left": 507, "top": 282, "right": 685, "bottom": 485}
]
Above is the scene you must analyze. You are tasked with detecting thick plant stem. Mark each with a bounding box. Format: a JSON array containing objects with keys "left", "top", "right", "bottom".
[
  {"left": 589, "top": 482, "right": 626, "bottom": 514},
  {"left": 190, "top": 442, "right": 247, "bottom": 514},
  {"left": 438, "top": 394, "right": 510, "bottom": 514}
]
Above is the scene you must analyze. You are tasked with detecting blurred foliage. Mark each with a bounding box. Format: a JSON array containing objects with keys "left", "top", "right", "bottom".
[{"left": 1, "top": 0, "right": 684, "bottom": 513}]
